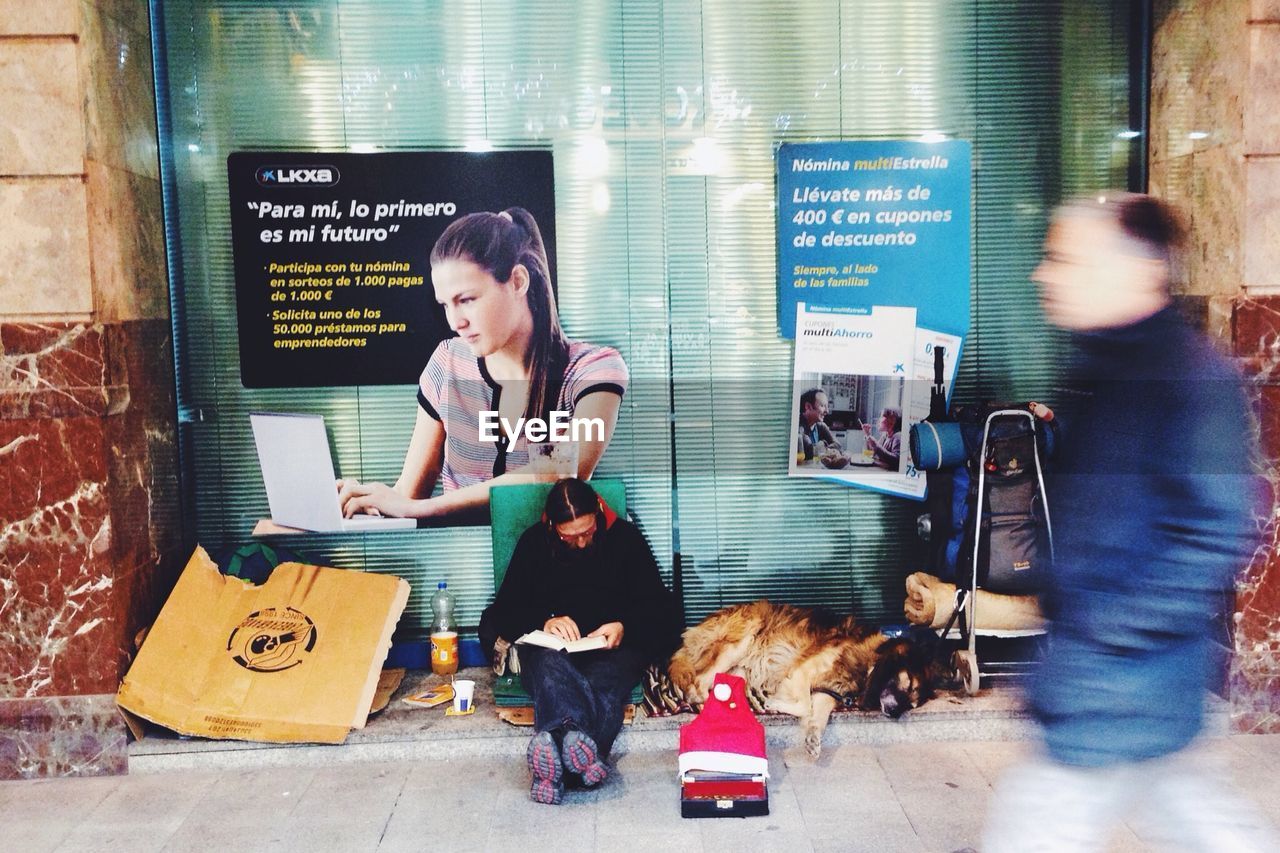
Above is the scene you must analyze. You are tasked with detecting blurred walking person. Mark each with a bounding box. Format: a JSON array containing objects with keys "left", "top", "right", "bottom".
[{"left": 983, "top": 193, "right": 1276, "bottom": 852}]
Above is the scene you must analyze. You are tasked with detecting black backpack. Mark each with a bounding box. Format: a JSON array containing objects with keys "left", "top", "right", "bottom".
[
  {"left": 916, "top": 403, "right": 1057, "bottom": 595},
  {"left": 971, "top": 419, "right": 1052, "bottom": 593}
]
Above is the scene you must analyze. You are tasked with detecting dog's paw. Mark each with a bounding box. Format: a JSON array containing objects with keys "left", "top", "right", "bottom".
[{"left": 804, "top": 730, "right": 823, "bottom": 759}]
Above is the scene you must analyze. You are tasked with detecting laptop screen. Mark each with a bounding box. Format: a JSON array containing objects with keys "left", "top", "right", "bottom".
[{"left": 250, "top": 413, "right": 346, "bottom": 531}]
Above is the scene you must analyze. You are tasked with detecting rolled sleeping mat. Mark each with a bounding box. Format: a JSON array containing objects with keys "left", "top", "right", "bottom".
[
  {"left": 904, "top": 572, "right": 1044, "bottom": 632},
  {"left": 909, "top": 420, "right": 968, "bottom": 471}
]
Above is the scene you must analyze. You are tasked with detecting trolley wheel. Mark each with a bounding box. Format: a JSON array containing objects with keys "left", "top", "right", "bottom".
[{"left": 952, "top": 649, "right": 979, "bottom": 695}]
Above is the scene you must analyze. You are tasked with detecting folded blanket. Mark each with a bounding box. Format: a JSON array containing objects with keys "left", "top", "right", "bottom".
[{"left": 904, "top": 572, "right": 1044, "bottom": 631}]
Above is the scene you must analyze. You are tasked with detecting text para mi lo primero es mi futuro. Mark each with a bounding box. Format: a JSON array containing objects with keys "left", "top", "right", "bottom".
[{"left": 478, "top": 411, "right": 605, "bottom": 444}]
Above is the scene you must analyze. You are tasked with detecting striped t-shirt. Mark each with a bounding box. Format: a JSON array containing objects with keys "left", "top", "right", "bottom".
[{"left": 417, "top": 338, "right": 628, "bottom": 490}]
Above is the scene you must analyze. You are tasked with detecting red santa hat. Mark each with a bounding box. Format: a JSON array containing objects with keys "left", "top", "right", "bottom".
[{"left": 678, "top": 672, "right": 769, "bottom": 778}]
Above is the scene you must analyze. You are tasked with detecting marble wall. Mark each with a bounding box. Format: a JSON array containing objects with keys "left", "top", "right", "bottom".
[
  {"left": 0, "top": 1, "right": 182, "bottom": 778},
  {"left": 1152, "top": 0, "right": 1280, "bottom": 732}
]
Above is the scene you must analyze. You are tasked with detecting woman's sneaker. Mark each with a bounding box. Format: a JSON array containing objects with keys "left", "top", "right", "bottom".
[
  {"left": 526, "top": 731, "right": 564, "bottom": 805},
  {"left": 561, "top": 730, "right": 608, "bottom": 787}
]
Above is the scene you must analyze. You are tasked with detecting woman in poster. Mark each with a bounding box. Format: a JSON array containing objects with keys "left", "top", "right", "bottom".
[
  {"left": 338, "top": 207, "right": 627, "bottom": 521},
  {"left": 863, "top": 407, "right": 902, "bottom": 471}
]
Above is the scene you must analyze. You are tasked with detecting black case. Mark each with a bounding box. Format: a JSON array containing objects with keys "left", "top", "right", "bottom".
[{"left": 680, "top": 780, "right": 769, "bottom": 818}]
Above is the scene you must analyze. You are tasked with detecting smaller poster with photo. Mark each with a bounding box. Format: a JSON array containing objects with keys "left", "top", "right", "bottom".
[{"left": 789, "top": 303, "right": 920, "bottom": 497}]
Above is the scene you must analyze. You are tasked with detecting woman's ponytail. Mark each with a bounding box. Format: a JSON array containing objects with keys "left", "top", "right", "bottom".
[{"left": 503, "top": 207, "right": 568, "bottom": 422}]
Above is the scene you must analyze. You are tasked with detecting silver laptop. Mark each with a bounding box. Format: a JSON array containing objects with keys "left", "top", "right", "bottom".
[{"left": 250, "top": 412, "right": 416, "bottom": 532}]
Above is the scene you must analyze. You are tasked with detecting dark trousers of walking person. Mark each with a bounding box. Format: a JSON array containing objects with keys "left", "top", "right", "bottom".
[{"left": 519, "top": 644, "right": 645, "bottom": 757}]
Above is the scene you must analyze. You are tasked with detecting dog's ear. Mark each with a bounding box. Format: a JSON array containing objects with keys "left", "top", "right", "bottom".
[
  {"left": 873, "top": 637, "right": 912, "bottom": 661},
  {"left": 860, "top": 657, "right": 893, "bottom": 710},
  {"left": 903, "top": 637, "right": 946, "bottom": 697},
  {"left": 861, "top": 637, "right": 904, "bottom": 709},
  {"left": 907, "top": 625, "right": 941, "bottom": 655},
  {"left": 905, "top": 638, "right": 936, "bottom": 670}
]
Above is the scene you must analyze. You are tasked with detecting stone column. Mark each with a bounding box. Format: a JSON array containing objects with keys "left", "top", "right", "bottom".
[
  {"left": 1231, "top": 1, "right": 1280, "bottom": 733},
  {"left": 1152, "top": 0, "right": 1280, "bottom": 732},
  {"left": 0, "top": 1, "right": 182, "bottom": 777}
]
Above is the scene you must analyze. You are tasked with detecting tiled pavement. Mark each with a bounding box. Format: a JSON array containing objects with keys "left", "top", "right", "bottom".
[{"left": 3, "top": 734, "right": 1278, "bottom": 852}]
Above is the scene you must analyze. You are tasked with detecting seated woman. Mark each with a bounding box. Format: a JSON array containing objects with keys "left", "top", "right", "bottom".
[
  {"left": 338, "top": 207, "right": 627, "bottom": 522},
  {"left": 863, "top": 407, "right": 902, "bottom": 471},
  {"left": 480, "top": 478, "right": 682, "bottom": 805}
]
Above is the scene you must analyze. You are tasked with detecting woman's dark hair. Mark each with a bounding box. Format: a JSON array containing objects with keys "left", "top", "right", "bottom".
[
  {"left": 431, "top": 206, "right": 569, "bottom": 421},
  {"left": 544, "top": 477, "right": 602, "bottom": 526}
]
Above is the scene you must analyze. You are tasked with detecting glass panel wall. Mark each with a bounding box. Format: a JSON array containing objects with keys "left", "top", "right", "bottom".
[{"left": 152, "top": 0, "right": 1140, "bottom": 629}]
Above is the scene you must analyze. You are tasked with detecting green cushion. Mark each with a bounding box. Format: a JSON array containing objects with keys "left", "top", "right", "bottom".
[
  {"left": 488, "top": 479, "right": 630, "bottom": 707},
  {"left": 489, "top": 479, "right": 626, "bottom": 588},
  {"left": 491, "top": 674, "right": 526, "bottom": 705},
  {"left": 492, "top": 673, "right": 644, "bottom": 707}
]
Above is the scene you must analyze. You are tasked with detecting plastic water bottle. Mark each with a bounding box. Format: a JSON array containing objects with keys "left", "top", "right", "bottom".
[
  {"left": 430, "top": 581, "right": 455, "bottom": 632},
  {"left": 429, "top": 582, "right": 458, "bottom": 675}
]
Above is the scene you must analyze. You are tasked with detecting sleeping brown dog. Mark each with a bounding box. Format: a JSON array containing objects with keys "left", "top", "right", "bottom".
[{"left": 668, "top": 600, "right": 940, "bottom": 757}]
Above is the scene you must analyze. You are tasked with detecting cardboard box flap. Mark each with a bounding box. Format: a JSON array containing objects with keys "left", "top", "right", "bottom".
[{"left": 118, "top": 547, "right": 409, "bottom": 744}]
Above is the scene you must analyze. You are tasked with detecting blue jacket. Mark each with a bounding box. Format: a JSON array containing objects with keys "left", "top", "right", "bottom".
[{"left": 1028, "top": 306, "right": 1259, "bottom": 766}]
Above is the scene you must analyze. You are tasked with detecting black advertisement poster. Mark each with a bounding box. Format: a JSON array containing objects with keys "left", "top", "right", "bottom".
[{"left": 226, "top": 151, "right": 555, "bottom": 388}]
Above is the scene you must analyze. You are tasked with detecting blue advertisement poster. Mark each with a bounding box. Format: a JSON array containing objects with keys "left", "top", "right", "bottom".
[{"left": 776, "top": 140, "right": 971, "bottom": 339}]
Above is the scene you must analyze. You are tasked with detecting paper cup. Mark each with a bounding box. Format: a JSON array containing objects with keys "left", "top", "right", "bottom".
[{"left": 452, "top": 679, "right": 475, "bottom": 713}]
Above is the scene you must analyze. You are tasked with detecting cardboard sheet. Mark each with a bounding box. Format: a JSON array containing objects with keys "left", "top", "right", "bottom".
[{"left": 117, "top": 547, "right": 409, "bottom": 744}]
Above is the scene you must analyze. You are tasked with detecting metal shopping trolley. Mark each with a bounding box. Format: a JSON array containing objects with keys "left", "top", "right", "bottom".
[
  {"left": 945, "top": 408, "right": 1054, "bottom": 694},
  {"left": 911, "top": 349, "right": 1056, "bottom": 694}
]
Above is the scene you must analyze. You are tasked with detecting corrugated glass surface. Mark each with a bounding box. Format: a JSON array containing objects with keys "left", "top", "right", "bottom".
[{"left": 152, "top": 0, "right": 1139, "bottom": 630}]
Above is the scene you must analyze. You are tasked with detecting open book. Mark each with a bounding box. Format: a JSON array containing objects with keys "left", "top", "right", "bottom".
[{"left": 516, "top": 629, "right": 608, "bottom": 654}]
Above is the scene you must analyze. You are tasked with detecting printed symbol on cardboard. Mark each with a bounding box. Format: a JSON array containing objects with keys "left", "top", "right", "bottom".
[{"left": 227, "top": 606, "right": 318, "bottom": 672}]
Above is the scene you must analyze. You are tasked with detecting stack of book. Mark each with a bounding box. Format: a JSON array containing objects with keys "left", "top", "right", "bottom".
[{"left": 677, "top": 672, "right": 769, "bottom": 818}]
